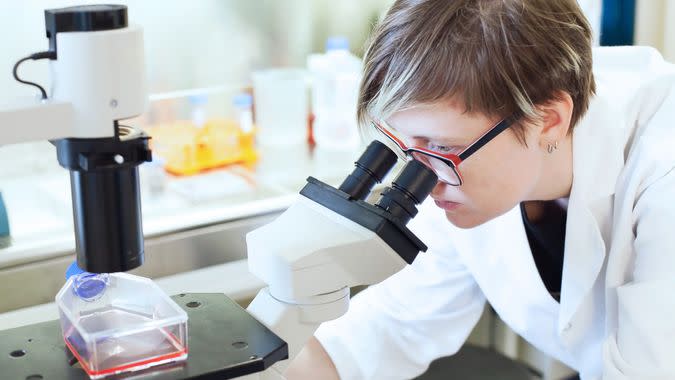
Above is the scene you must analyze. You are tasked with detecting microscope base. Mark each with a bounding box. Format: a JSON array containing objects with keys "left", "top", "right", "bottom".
[{"left": 0, "top": 293, "right": 287, "bottom": 380}]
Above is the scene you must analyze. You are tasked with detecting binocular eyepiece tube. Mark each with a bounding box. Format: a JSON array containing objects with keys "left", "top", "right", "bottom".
[
  {"left": 339, "top": 141, "right": 438, "bottom": 224},
  {"left": 338, "top": 140, "right": 399, "bottom": 201},
  {"left": 375, "top": 160, "right": 438, "bottom": 224}
]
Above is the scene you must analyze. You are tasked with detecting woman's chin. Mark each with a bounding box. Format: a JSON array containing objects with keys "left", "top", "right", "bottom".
[{"left": 443, "top": 209, "right": 489, "bottom": 229}]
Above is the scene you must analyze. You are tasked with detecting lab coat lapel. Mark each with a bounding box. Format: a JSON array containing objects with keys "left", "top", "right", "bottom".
[{"left": 558, "top": 94, "right": 625, "bottom": 337}]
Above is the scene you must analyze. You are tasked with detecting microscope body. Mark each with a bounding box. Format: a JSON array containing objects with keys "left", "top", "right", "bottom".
[
  {"left": 246, "top": 142, "right": 438, "bottom": 379},
  {"left": 246, "top": 196, "right": 407, "bottom": 377}
]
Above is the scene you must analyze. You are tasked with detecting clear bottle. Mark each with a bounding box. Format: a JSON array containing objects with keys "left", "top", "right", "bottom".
[
  {"left": 188, "top": 94, "right": 208, "bottom": 128},
  {"left": 309, "top": 36, "right": 363, "bottom": 150},
  {"left": 143, "top": 156, "right": 167, "bottom": 196},
  {"left": 232, "top": 93, "right": 257, "bottom": 163},
  {"left": 233, "top": 93, "right": 254, "bottom": 134}
]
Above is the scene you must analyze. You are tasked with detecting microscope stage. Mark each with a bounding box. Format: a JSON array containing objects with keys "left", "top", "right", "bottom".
[{"left": 0, "top": 293, "right": 287, "bottom": 380}]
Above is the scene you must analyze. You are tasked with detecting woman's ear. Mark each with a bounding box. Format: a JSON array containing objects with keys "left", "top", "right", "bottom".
[{"left": 535, "top": 91, "right": 574, "bottom": 150}]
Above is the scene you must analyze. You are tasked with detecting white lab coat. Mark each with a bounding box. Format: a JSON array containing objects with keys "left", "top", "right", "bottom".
[{"left": 315, "top": 46, "right": 675, "bottom": 380}]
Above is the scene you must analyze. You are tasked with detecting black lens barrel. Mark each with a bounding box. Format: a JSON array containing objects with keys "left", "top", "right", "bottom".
[
  {"left": 54, "top": 134, "right": 151, "bottom": 273},
  {"left": 339, "top": 140, "right": 398, "bottom": 200},
  {"left": 376, "top": 160, "right": 438, "bottom": 224},
  {"left": 70, "top": 166, "right": 144, "bottom": 273}
]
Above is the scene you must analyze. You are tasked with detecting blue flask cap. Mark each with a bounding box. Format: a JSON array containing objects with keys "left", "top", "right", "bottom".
[{"left": 66, "top": 261, "right": 109, "bottom": 302}]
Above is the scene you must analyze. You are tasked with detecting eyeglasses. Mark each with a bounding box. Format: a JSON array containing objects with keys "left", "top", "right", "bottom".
[{"left": 372, "top": 115, "right": 517, "bottom": 186}]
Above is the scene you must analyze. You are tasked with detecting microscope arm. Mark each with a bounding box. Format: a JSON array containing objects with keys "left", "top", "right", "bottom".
[{"left": 0, "top": 97, "right": 75, "bottom": 145}]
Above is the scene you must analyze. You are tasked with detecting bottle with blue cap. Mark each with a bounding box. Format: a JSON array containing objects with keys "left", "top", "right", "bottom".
[
  {"left": 142, "top": 156, "right": 167, "bottom": 196},
  {"left": 233, "top": 93, "right": 254, "bottom": 134},
  {"left": 308, "top": 36, "right": 363, "bottom": 150},
  {"left": 189, "top": 94, "right": 209, "bottom": 128},
  {"left": 326, "top": 36, "right": 350, "bottom": 52}
]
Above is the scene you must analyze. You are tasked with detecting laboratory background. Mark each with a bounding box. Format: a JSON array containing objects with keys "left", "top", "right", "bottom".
[{"left": 0, "top": 1, "right": 673, "bottom": 380}]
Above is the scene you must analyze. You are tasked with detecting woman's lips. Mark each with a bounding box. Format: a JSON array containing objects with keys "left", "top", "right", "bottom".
[{"left": 434, "top": 199, "right": 462, "bottom": 211}]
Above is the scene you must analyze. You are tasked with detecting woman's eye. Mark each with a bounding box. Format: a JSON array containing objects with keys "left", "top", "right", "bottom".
[{"left": 427, "top": 142, "right": 460, "bottom": 153}]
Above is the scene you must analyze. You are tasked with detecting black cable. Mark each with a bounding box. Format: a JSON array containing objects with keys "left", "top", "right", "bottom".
[{"left": 12, "top": 51, "right": 56, "bottom": 100}]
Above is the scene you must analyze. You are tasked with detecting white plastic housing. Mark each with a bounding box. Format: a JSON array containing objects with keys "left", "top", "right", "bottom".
[
  {"left": 246, "top": 196, "right": 408, "bottom": 302},
  {"left": 50, "top": 25, "right": 147, "bottom": 138}
]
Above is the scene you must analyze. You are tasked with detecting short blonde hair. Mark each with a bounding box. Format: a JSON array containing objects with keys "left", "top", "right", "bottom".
[{"left": 359, "top": 0, "right": 596, "bottom": 141}]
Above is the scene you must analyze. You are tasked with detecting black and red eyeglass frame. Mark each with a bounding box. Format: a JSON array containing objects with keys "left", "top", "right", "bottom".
[{"left": 372, "top": 114, "right": 518, "bottom": 186}]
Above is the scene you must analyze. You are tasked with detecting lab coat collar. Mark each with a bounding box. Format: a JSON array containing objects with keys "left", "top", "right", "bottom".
[
  {"left": 558, "top": 91, "right": 625, "bottom": 335},
  {"left": 568, "top": 91, "right": 625, "bottom": 203}
]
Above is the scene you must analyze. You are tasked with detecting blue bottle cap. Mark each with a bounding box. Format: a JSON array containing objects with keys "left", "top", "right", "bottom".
[
  {"left": 72, "top": 273, "right": 109, "bottom": 301},
  {"left": 188, "top": 94, "right": 208, "bottom": 106},
  {"left": 66, "top": 260, "right": 84, "bottom": 279},
  {"left": 326, "top": 36, "right": 349, "bottom": 52},
  {"left": 233, "top": 93, "right": 253, "bottom": 108},
  {"left": 67, "top": 261, "right": 108, "bottom": 302}
]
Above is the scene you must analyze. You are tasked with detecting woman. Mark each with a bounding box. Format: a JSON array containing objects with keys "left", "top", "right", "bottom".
[{"left": 287, "top": 0, "right": 675, "bottom": 379}]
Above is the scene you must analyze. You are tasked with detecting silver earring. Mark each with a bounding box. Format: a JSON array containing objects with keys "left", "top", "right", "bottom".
[{"left": 547, "top": 141, "right": 558, "bottom": 154}]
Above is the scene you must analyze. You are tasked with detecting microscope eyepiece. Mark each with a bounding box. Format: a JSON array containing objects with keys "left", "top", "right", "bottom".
[
  {"left": 376, "top": 160, "right": 438, "bottom": 224},
  {"left": 391, "top": 160, "right": 439, "bottom": 204},
  {"left": 299, "top": 142, "right": 434, "bottom": 264},
  {"left": 339, "top": 140, "right": 398, "bottom": 201}
]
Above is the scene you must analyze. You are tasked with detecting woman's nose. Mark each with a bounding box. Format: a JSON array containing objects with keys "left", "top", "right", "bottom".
[
  {"left": 431, "top": 180, "right": 447, "bottom": 197},
  {"left": 411, "top": 152, "right": 434, "bottom": 170}
]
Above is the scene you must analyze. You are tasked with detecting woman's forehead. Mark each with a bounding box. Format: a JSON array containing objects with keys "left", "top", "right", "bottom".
[{"left": 385, "top": 101, "right": 493, "bottom": 142}]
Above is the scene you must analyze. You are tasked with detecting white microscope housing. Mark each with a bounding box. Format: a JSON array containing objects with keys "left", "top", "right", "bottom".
[
  {"left": 246, "top": 141, "right": 438, "bottom": 379},
  {"left": 1, "top": 4, "right": 146, "bottom": 144}
]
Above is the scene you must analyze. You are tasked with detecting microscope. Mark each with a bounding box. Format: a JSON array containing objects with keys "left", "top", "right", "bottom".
[
  {"left": 0, "top": 4, "right": 438, "bottom": 380},
  {"left": 246, "top": 141, "right": 438, "bottom": 379},
  {"left": 0, "top": 4, "right": 149, "bottom": 273}
]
